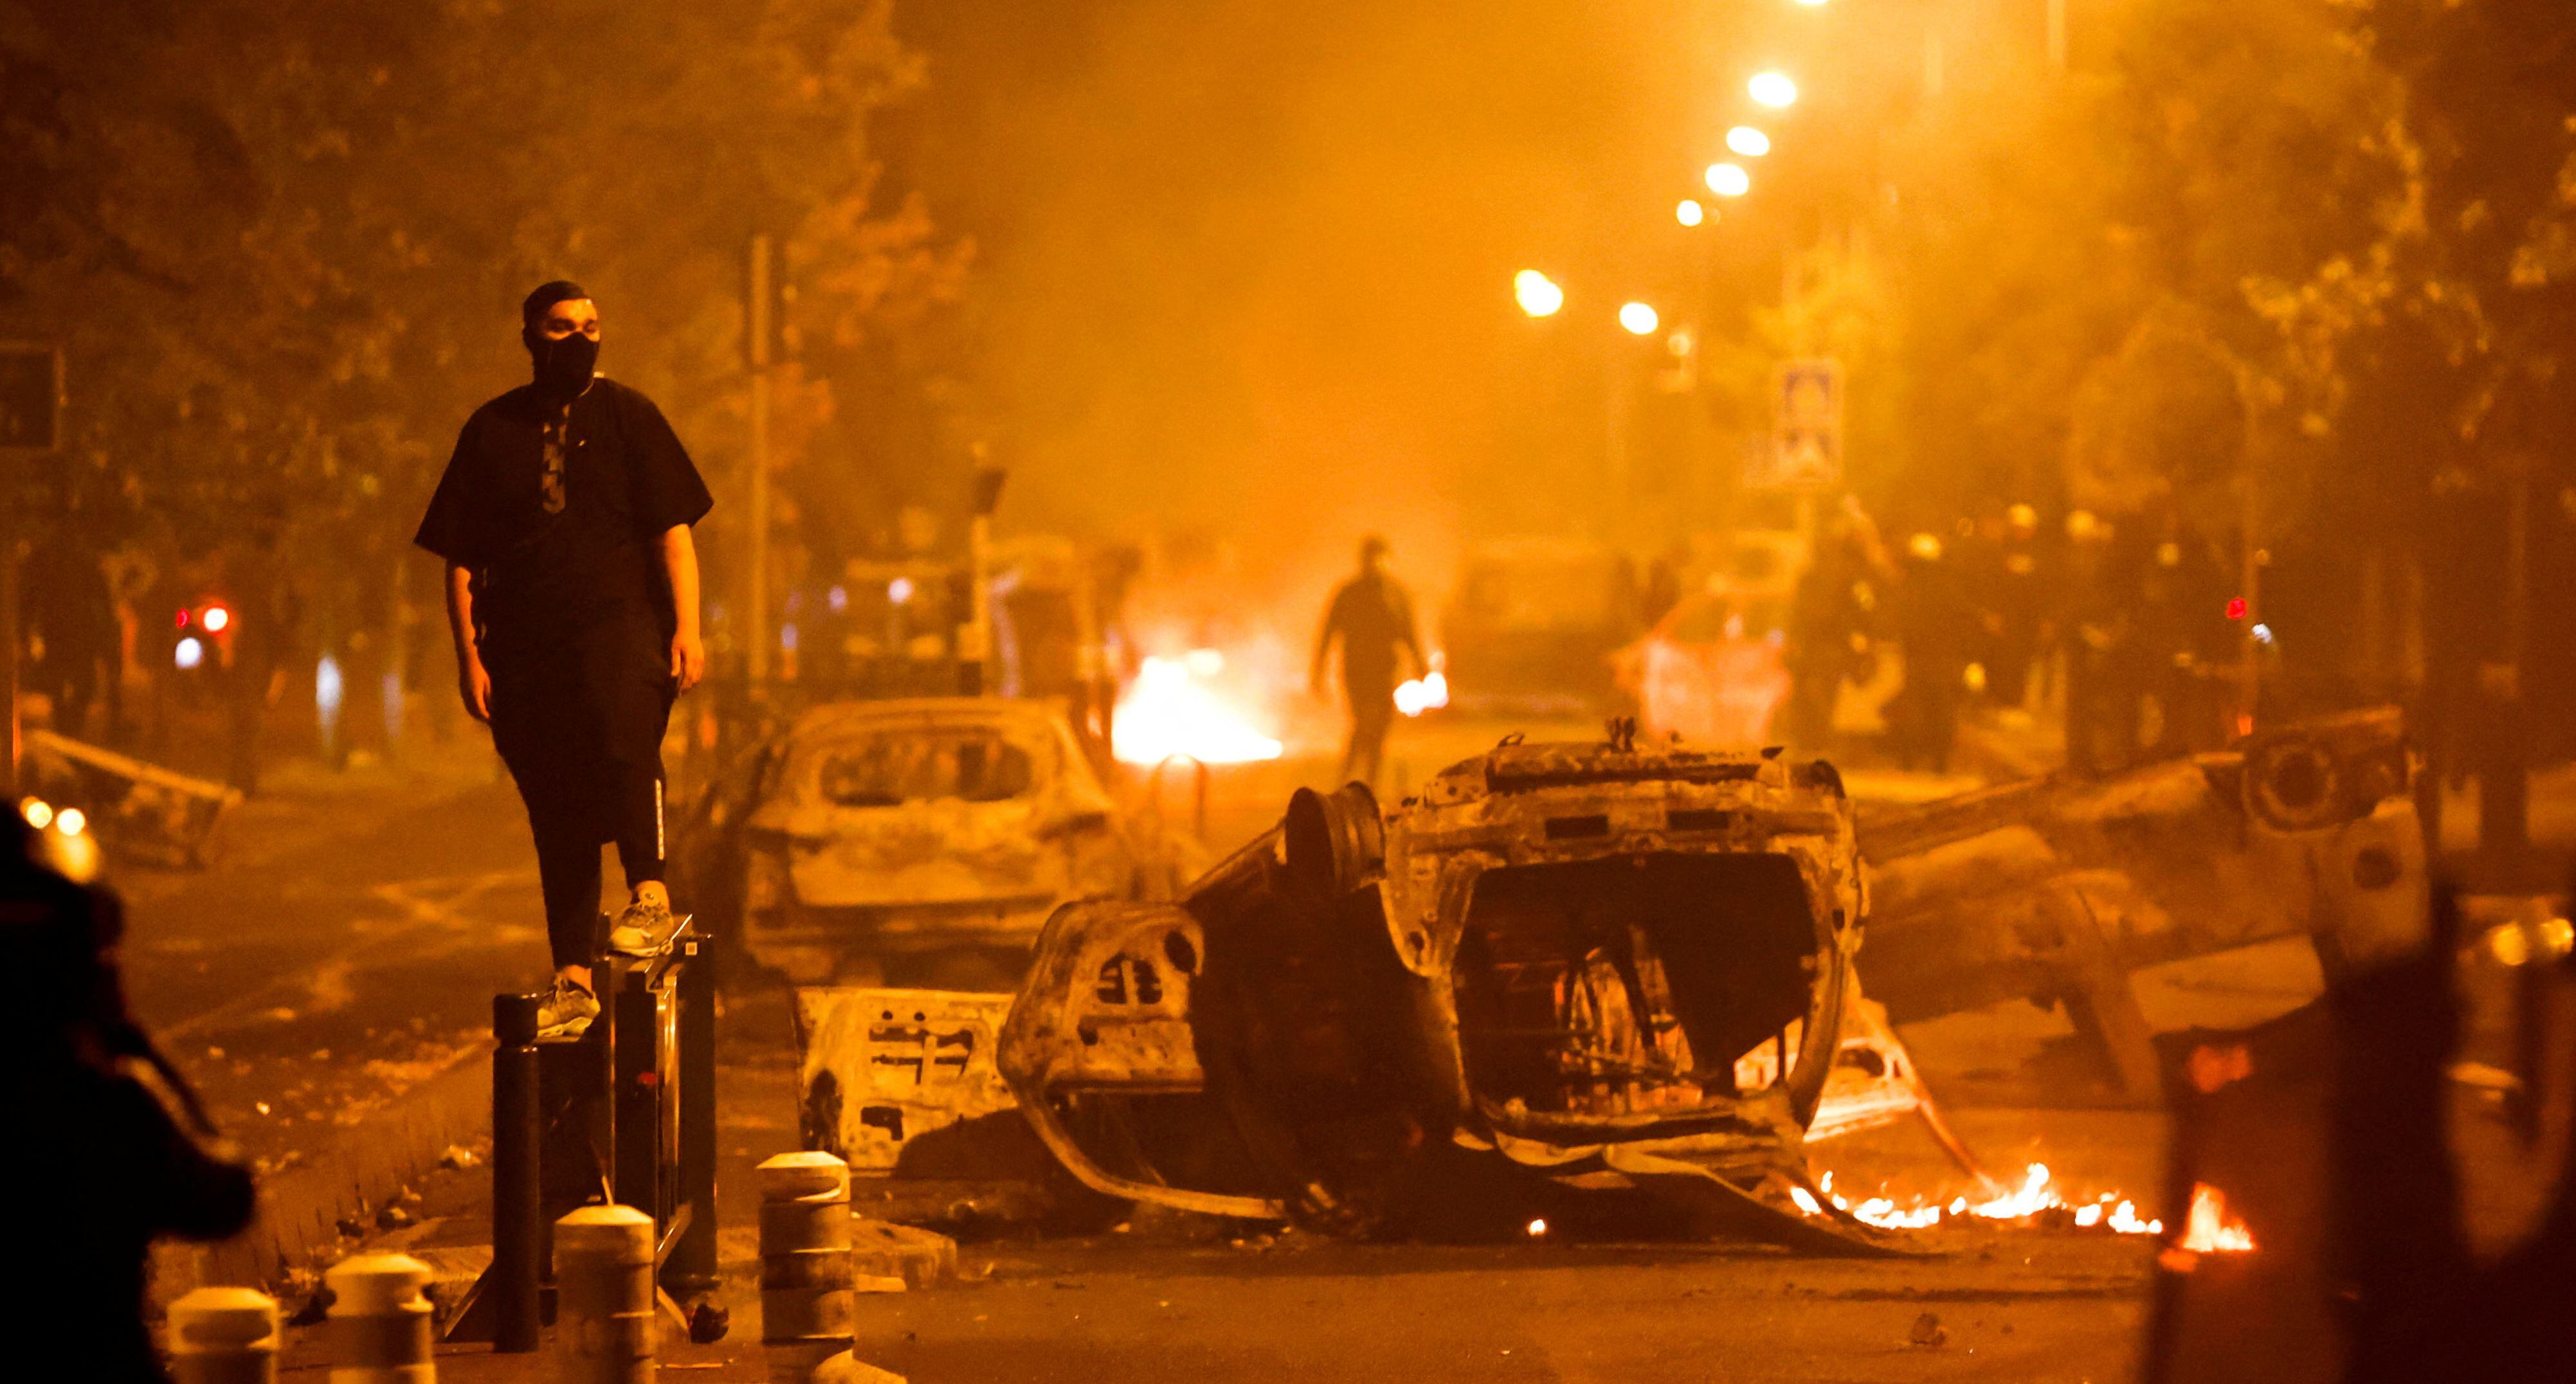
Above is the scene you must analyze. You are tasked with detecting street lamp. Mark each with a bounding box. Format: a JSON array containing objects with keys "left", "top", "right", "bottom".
[
  {"left": 1748, "top": 71, "right": 1799, "bottom": 108},
  {"left": 1704, "top": 163, "right": 1751, "bottom": 197},
  {"left": 1514, "top": 269, "right": 1565, "bottom": 318},
  {"left": 1793, "top": 0, "right": 1829, "bottom": 8},
  {"left": 1675, "top": 199, "right": 1706, "bottom": 227},
  {"left": 1727, "top": 125, "right": 1771, "bottom": 157},
  {"left": 1619, "top": 302, "right": 1660, "bottom": 336}
]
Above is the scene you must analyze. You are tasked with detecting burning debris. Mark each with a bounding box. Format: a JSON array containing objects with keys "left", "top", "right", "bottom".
[
  {"left": 1111, "top": 652, "right": 1285, "bottom": 766},
  {"left": 1800, "top": 1163, "right": 2163, "bottom": 1236},
  {"left": 2171, "top": 1183, "right": 2255, "bottom": 1257}
]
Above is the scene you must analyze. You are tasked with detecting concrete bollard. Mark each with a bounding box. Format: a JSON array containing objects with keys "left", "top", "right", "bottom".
[
  {"left": 554, "top": 1205, "right": 658, "bottom": 1384},
  {"left": 759, "top": 1152, "right": 853, "bottom": 1382},
  {"left": 323, "top": 1254, "right": 435, "bottom": 1383},
  {"left": 167, "top": 1286, "right": 282, "bottom": 1384}
]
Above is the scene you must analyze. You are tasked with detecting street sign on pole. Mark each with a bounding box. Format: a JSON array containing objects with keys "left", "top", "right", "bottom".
[{"left": 1750, "top": 357, "right": 1842, "bottom": 490}]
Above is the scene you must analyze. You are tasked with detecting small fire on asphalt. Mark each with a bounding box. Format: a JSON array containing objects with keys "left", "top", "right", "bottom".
[{"left": 1797, "top": 1164, "right": 2166, "bottom": 1237}]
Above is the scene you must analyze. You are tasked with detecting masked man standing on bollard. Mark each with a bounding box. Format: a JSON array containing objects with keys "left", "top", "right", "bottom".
[{"left": 417, "top": 282, "right": 712, "bottom": 1038}]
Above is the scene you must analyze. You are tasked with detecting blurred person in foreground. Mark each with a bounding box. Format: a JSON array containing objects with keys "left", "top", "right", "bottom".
[
  {"left": 1312, "top": 534, "right": 1425, "bottom": 789},
  {"left": 416, "top": 282, "right": 712, "bottom": 1038},
  {"left": 0, "top": 813, "right": 255, "bottom": 1380}
]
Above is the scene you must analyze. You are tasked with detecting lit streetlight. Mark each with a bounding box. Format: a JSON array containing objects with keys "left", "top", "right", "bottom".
[
  {"left": 1619, "top": 301, "right": 1660, "bottom": 336},
  {"left": 1727, "top": 125, "right": 1771, "bottom": 157},
  {"left": 1514, "top": 269, "right": 1565, "bottom": 318},
  {"left": 1748, "top": 71, "right": 1799, "bottom": 108},
  {"left": 1704, "top": 162, "right": 1751, "bottom": 198},
  {"left": 1675, "top": 199, "right": 1706, "bottom": 227},
  {"left": 1793, "top": 0, "right": 1830, "bottom": 8}
]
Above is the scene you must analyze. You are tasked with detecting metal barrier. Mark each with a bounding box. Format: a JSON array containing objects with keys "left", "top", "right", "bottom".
[{"left": 448, "top": 915, "right": 724, "bottom": 1347}]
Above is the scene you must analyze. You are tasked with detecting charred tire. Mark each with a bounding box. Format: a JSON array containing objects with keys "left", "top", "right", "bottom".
[
  {"left": 2247, "top": 737, "right": 2345, "bottom": 832},
  {"left": 1285, "top": 783, "right": 1386, "bottom": 899}
]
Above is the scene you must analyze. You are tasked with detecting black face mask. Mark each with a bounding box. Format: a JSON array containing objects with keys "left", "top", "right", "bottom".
[{"left": 529, "top": 330, "right": 599, "bottom": 397}]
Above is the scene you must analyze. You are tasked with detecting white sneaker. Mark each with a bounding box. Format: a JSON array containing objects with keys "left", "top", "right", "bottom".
[
  {"left": 607, "top": 894, "right": 675, "bottom": 957},
  {"left": 536, "top": 976, "right": 598, "bottom": 1039}
]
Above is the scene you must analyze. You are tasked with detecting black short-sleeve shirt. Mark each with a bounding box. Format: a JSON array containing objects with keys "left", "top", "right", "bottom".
[{"left": 415, "top": 377, "right": 711, "bottom": 655}]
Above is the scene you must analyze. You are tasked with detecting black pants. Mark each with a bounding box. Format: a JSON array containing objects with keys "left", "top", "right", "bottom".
[
  {"left": 1339, "top": 678, "right": 1395, "bottom": 787},
  {"left": 486, "top": 617, "right": 675, "bottom": 971}
]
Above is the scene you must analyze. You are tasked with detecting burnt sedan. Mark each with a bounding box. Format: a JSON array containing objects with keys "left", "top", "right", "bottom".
[{"left": 676, "top": 697, "right": 1202, "bottom": 989}]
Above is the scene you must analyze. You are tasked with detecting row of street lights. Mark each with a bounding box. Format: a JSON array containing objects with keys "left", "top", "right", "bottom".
[{"left": 1514, "top": 57, "right": 1803, "bottom": 335}]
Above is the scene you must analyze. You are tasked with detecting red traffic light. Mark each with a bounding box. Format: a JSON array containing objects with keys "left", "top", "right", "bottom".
[
  {"left": 2225, "top": 597, "right": 2247, "bottom": 620},
  {"left": 201, "top": 604, "right": 231, "bottom": 633}
]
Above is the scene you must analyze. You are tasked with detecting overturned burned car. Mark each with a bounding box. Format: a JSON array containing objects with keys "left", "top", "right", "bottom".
[
  {"left": 997, "top": 730, "right": 1901, "bottom": 1248},
  {"left": 991, "top": 712, "right": 2426, "bottom": 1248},
  {"left": 675, "top": 698, "right": 1202, "bottom": 989},
  {"left": 1858, "top": 708, "right": 2428, "bottom": 1101}
]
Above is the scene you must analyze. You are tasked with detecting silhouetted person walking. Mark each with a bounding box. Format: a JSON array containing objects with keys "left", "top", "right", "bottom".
[
  {"left": 417, "top": 282, "right": 712, "bottom": 1038},
  {"left": 0, "top": 816, "right": 254, "bottom": 1381},
  {"left": 1312, "top": 535, "right": 1423, "bottom": 789}
]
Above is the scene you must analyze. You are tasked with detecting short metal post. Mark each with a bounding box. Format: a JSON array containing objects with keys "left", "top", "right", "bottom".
[
  {"left": 491, "top": 993, "right": 543, "bottom": 1353},
  {"left": 612, "top": 964, "right": 657, "bottom": 1214},
  {"left": 555, "top": 1206, "right": 657, "bottom": 1383},
  {"left": 759, "top": 1151, "right": 853, "bottom": 1379},
  {"left": 668, "top": 933, "right": 720, "bottom": 1300},
  {"left": 323, "top": 1254, "right": 435, "bottom": 1382},
  {"left": 167, "top": 1286, "right": 281, "bottom": 1384}
]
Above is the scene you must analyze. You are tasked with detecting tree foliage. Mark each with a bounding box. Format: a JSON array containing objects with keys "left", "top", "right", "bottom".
[{"left": 0, "top": 0, "right": 966, "bottom": 643}]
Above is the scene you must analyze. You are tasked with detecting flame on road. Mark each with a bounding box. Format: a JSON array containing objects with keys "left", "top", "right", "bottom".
[
  {"left": 1808, "top": 1164, "right": 2165, "bottom": 1237},
  {"left": 2175, "top": 1182, "right": 2255, "bottom": 1254},
  {"left": 1112, "top": 654, "right": 1285, "bottom": 766}
]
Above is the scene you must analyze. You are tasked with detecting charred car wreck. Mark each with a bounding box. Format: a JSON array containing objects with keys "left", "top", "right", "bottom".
[
  {"left": 998, "top": 728, "right": 1912, "bottom": 1251},
  {"left": 992, "top": 712, "right": 2425, "bottom": 1250}
]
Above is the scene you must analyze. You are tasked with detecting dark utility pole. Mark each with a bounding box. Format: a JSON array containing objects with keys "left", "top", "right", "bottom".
[{"left": 0, "top": 343, "right": 67, "bottom": 798}]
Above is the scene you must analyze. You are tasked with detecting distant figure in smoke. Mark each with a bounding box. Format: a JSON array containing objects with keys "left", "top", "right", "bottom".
[
  {"left": 0, "top": 814, "right": 255, "bottom": 1381},
  {"left": 22, "top": 519, "right": 117, "bottom": 741},
  {"left": 1886, "top": 530, "right": 1975, "bottom": 773},
  {"left": 417, "top": 282, "right": 712, "bottom": 1038},
  {"left": 1312, "top": 535, "right": 1424, "bottom": 789}
]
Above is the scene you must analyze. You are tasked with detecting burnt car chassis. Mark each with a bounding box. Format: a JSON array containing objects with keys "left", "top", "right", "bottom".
[
  {"left": 995, "top": 712, "right": 2426, "bottom": 1254},
  {"left": 999, "top": 730, "right": 1919, "bottom": 1253}
]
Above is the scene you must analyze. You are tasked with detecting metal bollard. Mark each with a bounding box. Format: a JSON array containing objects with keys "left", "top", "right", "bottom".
[
  {"left": 167, "top": 1286, "right": 281, "bottom": 1384},
  {"left": 324, "top": 1254, "right": 435, "bottom": 1383},
  {"left": 555, "top": 1205, "right": 657, "bottom": 1383},
  {"left": 493, "top": 991, "right": 544, "bottom": 1353},
  {"left": 759, "top": 1152, "right": 852, "bottom": 1381}
]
